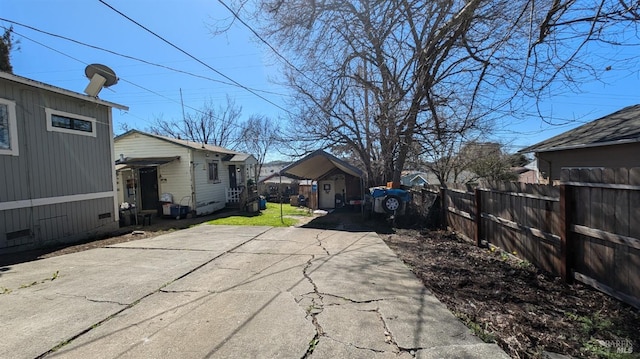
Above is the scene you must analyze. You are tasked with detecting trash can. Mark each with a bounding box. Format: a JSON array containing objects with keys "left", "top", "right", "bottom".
[
  {"left": 259, "top": 196, "right": 267, "bottom": 210},
  {"left": 170, "top": 205, "right": 189, "bottom": 219}
]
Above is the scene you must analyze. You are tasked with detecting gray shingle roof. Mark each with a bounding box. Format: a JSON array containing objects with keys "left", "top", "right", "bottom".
[{"left": 520, "top": 104, "right": 640, "bottom": 153}]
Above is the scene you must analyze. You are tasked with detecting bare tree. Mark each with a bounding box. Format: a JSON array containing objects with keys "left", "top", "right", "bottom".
[
  {"left": 149, "top": 95, "right": 242, "bottom": 149},
  {"left": 238, "top": 115, "right": 281, "bottom": 182},
  {"left": 227, "top": 0, "right": 638, "bottom": 185}
]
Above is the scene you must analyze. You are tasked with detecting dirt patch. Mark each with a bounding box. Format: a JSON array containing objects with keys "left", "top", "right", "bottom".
[{"left": 383, "top": 229, "right": 639, "bottom": 358}]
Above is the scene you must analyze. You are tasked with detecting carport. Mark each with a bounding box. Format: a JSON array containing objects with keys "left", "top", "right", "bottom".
[{"left": 279, "top": 150, "right": 365, "bottom": 210}]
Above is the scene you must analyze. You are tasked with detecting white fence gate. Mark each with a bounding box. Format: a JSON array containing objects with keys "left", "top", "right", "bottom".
[{"left": 226, "top": 187, "right": 243, "bottom": 203}]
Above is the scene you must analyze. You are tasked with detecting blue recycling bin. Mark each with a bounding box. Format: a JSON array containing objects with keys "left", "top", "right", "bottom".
[
  {"left": 259, "top": 197, "right": 267, "bottom": 210},
  {"left": 170, "top": 205, "right": 189, "bottom": 219}
]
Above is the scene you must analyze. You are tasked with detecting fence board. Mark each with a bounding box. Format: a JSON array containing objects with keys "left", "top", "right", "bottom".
[
  {"left": 423, "top": 169, "right": 640, "bottom": 308},
  {"left": 629, "top": 168, "right": 640, "bottom": 299}
]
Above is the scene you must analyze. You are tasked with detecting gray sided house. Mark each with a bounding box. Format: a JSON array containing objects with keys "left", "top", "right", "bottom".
[
  {"left": 114, "top": 130, "right": 257, "bottom": 216},
  {"left": 400, "top": 172, "right": 431, "bottom": 187},
  {"left": 0, "top": 72, "right": 128, "bottom": 252},
  {"left": 520, "top": 104, "right": 640, "bottom": 183}
]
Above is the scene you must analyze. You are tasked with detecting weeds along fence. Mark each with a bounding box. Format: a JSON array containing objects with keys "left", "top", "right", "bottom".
[{"left": 411, "top": 167, "right": 640, "bottom": 309}]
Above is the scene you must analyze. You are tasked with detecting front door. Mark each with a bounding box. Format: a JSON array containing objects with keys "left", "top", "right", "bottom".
[
  {"left": 139, "top": 167, "right": 159, "bottom": 211},
  {"left": 319, "top": 180, "right": 335, "bottom": 209},
  {"left": 228, "top": 165, "right": 237, "bottom": 188}
]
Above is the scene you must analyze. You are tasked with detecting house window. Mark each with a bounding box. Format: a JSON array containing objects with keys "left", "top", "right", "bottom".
[
  {"left": 0, "top": 98, "right": 19, "bottom": 156},
  {"left": 208, "top": 161, "right": 220, "bottom": 183},
  {"left": 45, "top": 108, "right": 96, "bottom": 137}
]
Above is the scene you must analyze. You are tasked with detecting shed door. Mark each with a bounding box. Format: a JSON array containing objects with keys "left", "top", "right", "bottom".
[{"left": 319, "top": 180, "right": 335, "bottom": 209}]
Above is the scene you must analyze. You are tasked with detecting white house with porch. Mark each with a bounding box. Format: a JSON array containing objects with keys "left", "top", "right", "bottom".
[{"left": 114, "top": 130, "right": 257, "bottom": 216}]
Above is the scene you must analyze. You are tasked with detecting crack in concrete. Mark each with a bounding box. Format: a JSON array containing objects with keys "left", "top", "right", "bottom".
[
  {"left": 159, "top": 288, "right": 201, "bottom": 294},
  {"left": 314, "top": 233, "right": 330, "bottom": 256},
  {"left": 323, "top": 335, "right": 388, "bottom": 354},
  {"left": 85, "top": 297, "right": 129, "bottom": 306},
  {"left": 297, "top": 232, "right": 397, "bottom": 358},
  {"left": 37, "top": 229, "right": 271, "bottom": 358},
  {"left": 374, "top": 308, "right": 419, "bottom": 358},
  {"left": 54, "top": 292, "right": 130, "bottom": 306},
  {"left": 317, "top": 292, "right": 388, "bottom": 305},
  {"left": 300, "top": 255, "right": 325, "bottom": 358}
]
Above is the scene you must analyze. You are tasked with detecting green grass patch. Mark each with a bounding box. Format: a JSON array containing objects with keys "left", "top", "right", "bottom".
[{"left": 206, "top": 203, "right": 311, "bottom": 227}]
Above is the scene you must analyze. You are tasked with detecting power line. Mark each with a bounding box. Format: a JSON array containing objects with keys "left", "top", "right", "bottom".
[
  {"left": 0, "top": 18, "right": 288, "bottom": 97},
  {"left": 97, "top": 0, "right": 293, "bottom": 115},
  {"left": 7, "top": 28, "right": 235, "bottom": 121},
  {"left": 215, "top": 0, "right": 320, "bottom": 87},
  {"left": 0, "top": 27, "right": 153, "bottom": 129}
]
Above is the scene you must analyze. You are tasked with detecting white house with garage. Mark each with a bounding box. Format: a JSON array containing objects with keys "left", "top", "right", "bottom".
[{"left": 114, "top": 130, "right": 257, "bottom": 217}]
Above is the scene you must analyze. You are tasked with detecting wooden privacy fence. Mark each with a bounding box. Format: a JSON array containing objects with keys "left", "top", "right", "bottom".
[{"left": 416, "top": 167, "right": 640, "bottom": 309}]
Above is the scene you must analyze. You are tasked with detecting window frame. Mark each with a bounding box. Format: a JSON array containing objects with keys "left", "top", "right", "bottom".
[
  {"left": 45, "top": 108, "right": 97, "bottom": 137},
  {"left": 207, "top": 161, "right": 220, "bottom": 183},
  {"left": 0, "top": 98, "right": 19, "bottom": 156}
]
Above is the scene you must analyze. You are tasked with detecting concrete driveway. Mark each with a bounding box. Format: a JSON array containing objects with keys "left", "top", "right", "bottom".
[{"left": 0, "top": 225, "right": 508, "bottom": 359}]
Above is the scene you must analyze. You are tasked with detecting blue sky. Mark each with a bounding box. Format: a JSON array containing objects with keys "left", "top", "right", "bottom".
[
  {"left": 2, "top": 0, "right": 639, "bottom": 157},
  {"left": 2, "top": 1, "right": 290, "bottom": 140}
]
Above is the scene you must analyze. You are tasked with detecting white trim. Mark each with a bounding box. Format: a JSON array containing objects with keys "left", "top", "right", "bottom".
[
  {"left": 0, "top": 191, "right": 115, "bottom": 211},
  {"left": 0, "top": 98, "right": 19, "bottom": 156},
  {"left": 108, "top": 109, "right": 119, "bottom": 221},
  {"left": 45, "top": 108, "right": 97, "bottom": 137}
]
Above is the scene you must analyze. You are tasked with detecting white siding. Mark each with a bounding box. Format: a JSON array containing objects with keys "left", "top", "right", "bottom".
[
  {"left": 193, "top": 151, "right": 227, "bottom": 215},
  {"left": 114, "top": 133, "right": 255, "bottom": 216},
  {"left": 159, "top": 160, "right": 192, "bottom": 208},
  {"left": 115, "top": 133, "right": 192, "bottom": 209},
  {"left": 115, "top": 133, "right": 191, "bottom": 159},
  {"left": 116, "top": 170, "right": 125, "bottom": 205}
]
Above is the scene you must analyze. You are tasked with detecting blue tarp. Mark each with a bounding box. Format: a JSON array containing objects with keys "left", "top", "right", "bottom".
[{"left": 370, "top": 187, "right": 410, "bottom": 201}]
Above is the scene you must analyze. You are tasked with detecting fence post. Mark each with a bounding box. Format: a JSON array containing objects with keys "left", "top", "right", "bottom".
[
  {"left": 559, "top": 184, "right": 574, "bottom": 283},
  {"left": 440, "top": 187, "right": 447, "bottom": 229},
  {"left": 474, "top": 187, "right": 482, "bottom": 247}
]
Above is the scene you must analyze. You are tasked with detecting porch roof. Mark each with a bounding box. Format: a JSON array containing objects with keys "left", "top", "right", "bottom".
[
  {"left": 279, "top": 150, "right": 363, "bottom": 180},
  {"left": 115, "top": 156, "right": 180, "bottom": 169}
]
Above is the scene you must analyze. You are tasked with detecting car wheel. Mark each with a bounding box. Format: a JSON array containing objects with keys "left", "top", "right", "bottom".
[{"left": 383, "top": 195, "right": 401, "bottom": 213}]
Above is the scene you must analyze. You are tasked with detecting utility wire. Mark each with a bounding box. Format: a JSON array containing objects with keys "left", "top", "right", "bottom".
[
  {"left": 0, "top": 19, "right": 287, "bottom": 97},
  {"left": 6, "top": 29, "right": 213, "bottom": 115},
  {"left": 215, "top": 0, "right": 321, "bottom": 88},
  {"left": 97, "top": 0, "right": 292, "bottom": 115},
  {"left": 8, "top": 27, "right": 245, "bottom": 125}
]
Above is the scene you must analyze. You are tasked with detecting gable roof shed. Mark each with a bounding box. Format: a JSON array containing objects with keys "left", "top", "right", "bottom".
[{"left": 279, "top": 150, "right": 364, "bottom": 180}]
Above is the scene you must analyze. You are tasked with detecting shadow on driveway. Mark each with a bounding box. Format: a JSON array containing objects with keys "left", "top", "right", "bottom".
[{"left": 0, "top": 209, "right": 244, "bottom": 268}]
